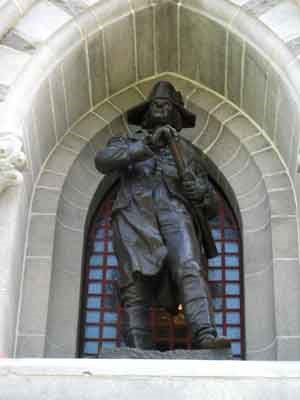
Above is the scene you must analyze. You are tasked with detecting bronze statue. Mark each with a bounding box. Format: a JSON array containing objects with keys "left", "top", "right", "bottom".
[{"left": 95, "top": 81, "right": 230, "bottom": 350}]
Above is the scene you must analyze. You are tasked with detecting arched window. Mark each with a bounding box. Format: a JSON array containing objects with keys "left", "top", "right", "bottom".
[{"left": 79, "top": 184, "right": 244, "bottom": 359}]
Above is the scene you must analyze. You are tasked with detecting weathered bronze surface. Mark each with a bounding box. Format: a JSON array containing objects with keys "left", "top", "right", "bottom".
[{"left": 95, "top": 81, "right": 230, "bottom": 350}]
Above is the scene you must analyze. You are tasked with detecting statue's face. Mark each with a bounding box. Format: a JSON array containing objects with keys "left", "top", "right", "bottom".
[{"left": 149, "top": 98, "right": 173, "bottom": 126}]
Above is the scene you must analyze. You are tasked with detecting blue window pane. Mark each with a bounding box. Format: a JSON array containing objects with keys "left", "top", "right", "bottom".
[
  {"left": 231, "top": 342, "right": 241, "bottom": 355},
  {"left": 85, "top": 326, "right": 100, "bottom": 339},
  {"left": 211, "top": 229, "right": 221, "bottom": 240},
  {"left": 214, "top": 312, "right": 222, "bottom": 325},
  {"left": 108, "top": 229, "right": 113, "bottom": 238},
  {"left": 208, "top": 269, "right": 222, "bottom": 281},
  {"left": 225, "top": 269, "right": 239, "bottom": 281},
  {"left": 103, "top": 296, "right": 115, "bottom": 308},
  {"left": 107, "top": 255, "right": 118, "bottom": 266},
  {"left": 88, "top": 283, "right": 102, "bottom": 295},
  {"left": 108, "top": 242, "right": 114, "bottom": 252},
  {"left": 104, "top": 312, "right": 118, "bottom": 323},
  {"left": 225, "top": 283, "right": 240, "bottom": 295},
  {"left": 89, "top": 269, "right": 103, "bottom": 280},
  {"left": 226, "top": 312, "right": 240, "bottom": 324},
  {"left": 212, "top": 297, "right": 223, "bottom": 310},
  {"left": 87, "top": 297, "right": 101, "bottom": 308},
  {"left": 86, "top": 311, "right": 100, "bottom": 323},
  {"left": 215, "top": 242, "right": 222, "bottom": 253},
  {"left": 208, "top": 256, "right": 221, "bottom": 267},
  {"left": 106, "top": 268, "right": 119, "bottom": 280},
  {"left": 96, "top": 228, "right": 105, "bottom": 239},
  {"left": 226, "top": 297, "right": 240, "bottom": 309},
  {"left": 89, "top": 255, "right": 103, "bottom": 266},
  {"left": 103, "top": 326, "right": 117, "bottom": 339},
  {"left": 94, "top": 242, "right": 105, "bottom": 252},
  {"left": 101, "top": 341, "right": 116, "bottom": 349},
  {"left": 84, "top": 341, "right": 98, "bottom": 354},
  {"left": 104, "top": 283, "right": 114, "bottom": 295},
  {"left": 224, "top": 229, "right": 238, "bottom": 240},
  {"left": 225, "top": 242, "right": 239, "bottom": 253},
  {"left": 227, "top": 327, "right": 241, "bottom": 339},
  {"left": 216, "top": 326, "right": 224, "bottom": 336},
  {"left": 225, "top": 256, "right": 239, "bottom": 267}
]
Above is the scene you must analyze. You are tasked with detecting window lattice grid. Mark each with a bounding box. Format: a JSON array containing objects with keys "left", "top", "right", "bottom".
[{"left": 79, "top": 188, "right": 244, "bottom": 359}]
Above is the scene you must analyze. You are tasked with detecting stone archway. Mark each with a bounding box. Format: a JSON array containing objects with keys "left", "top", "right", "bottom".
[{"left": 17, "top": 74, "right": 297, "bottom": 360}]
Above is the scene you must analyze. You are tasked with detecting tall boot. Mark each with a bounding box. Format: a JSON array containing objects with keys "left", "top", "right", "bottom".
[
  {"left": 180, "top": 266, "right": 213, "bottom": 335},
  {"left": 122, "top": 304, "right": 153, "bottom": 350},
  {"left": 179, "top": 263, "right": 230, "bottom": 349},
  {"left": 184, "top": 294, "right": 231, "bottom": 349}
]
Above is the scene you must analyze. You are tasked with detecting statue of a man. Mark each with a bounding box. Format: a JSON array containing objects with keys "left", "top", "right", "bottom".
[{"left": 95, "top": 81, "right": 230, "bottom": 350}]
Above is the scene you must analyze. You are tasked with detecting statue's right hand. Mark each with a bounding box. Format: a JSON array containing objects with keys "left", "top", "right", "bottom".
[{"left": 150, "top": 125, "right": 176, "bottom": 149}]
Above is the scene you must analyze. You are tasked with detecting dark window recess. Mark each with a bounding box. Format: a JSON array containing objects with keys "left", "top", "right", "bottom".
[{"left": 79, "top": 186, "right": 244, "bottom": 359}]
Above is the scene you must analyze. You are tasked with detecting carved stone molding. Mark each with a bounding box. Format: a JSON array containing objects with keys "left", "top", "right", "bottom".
[{"left": 0, "top": 134, "right": 27, "bottom": 194}]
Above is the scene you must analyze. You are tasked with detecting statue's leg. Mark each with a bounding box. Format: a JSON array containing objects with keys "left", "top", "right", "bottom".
[
  {"left": 158, "top": 208, "right": 212, "bottom": 330},
  {"left": 172, "top": 260, "right": 216, "bottom": 338},
  {"left": 120, "top": 275, "right": 154, "bottom": 350},
  {"left": 158, "top": 201, "right": 230, "bottom": 348}
]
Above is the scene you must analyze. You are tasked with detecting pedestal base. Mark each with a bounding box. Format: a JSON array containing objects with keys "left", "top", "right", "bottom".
[{"left": 98, "top": 346, "right": 232, "bottom": 360}]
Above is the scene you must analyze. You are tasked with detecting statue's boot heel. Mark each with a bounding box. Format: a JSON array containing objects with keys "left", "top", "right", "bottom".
[{"left": 194, "top": 333, "right": 231, "bottom": 349}]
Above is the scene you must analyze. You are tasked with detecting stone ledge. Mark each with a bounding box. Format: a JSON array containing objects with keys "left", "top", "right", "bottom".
[
  {"left": 1, "top": 359, "right": 300, "bottom": 378},
  {"left": 1, "top": 359, "right": 300, "bottom": 400}
]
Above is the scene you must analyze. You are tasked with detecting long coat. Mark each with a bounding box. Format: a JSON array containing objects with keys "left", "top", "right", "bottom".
[{"left": 95, "top": 129, "right": 218, "bottom": 311}]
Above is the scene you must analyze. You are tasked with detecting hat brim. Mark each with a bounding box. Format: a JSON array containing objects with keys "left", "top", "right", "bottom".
[{"left": 127, "top": 101, "right": 196, "bottom": 129}]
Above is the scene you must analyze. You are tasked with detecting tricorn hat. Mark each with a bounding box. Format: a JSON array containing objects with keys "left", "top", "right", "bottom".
[{"left": 127, "top": 81, "right": 196, "bottom": 128}]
